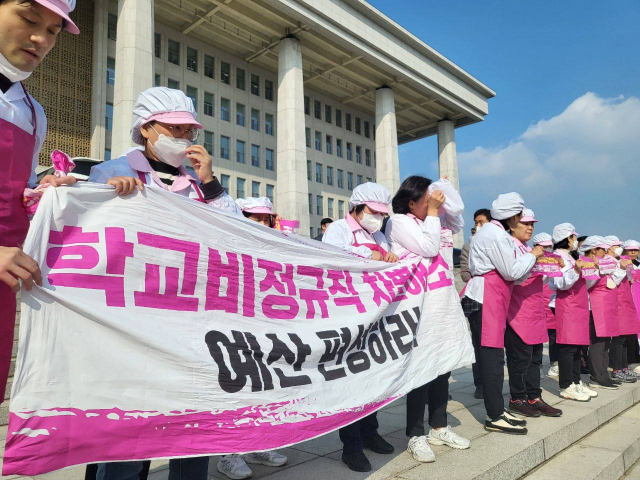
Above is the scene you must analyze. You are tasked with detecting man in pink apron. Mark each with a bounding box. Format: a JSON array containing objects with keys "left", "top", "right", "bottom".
[
  {"left": 467, "top": 193, "right": 544, "bottom": 435},
  {"left": 0, "top": 0, "right": 78, "bottom": 400},
  {"left": 505, "top": 211, "right": 562, "bottom": 418}
]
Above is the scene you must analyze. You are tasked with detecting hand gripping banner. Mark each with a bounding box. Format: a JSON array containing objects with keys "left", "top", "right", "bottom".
[{"left": 3, "top": 184, "right": 474, "bottom": 475}]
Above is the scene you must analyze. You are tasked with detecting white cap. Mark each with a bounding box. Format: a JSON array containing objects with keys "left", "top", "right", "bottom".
[
  {"left": 490, "top": 192, "right": 525, "bottom": 220},
  {"left": 578, "top": 236, "right": 609, "bottom": 255},
  {"left": 521, "top": 208, "right": 538, "bottom": 223},
  {"left": 552, "top": 223, "right": 577, "bottom": 244},
  {"left": 235, "top": 197, "right": 275, "bottom": 215},
  {"left": 603, "top": 235, "right": 622, "bottom": 246},
  {"left": 622, "top": 240, "right": 640, "bottom": 251},
  {"left": 532, "top": 232, "right": 553, "bottom": 247},
  {"left": 131, "top": 87, "right": 203, "bottom": 145},
  {"left": 349, "top": 183, "right": 391, "bottom": 214},
  {"left": 427, "top": 178, "right": 464, "bottom": 216}
]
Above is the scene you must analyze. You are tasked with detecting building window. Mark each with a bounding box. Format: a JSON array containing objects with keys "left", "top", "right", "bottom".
[
  {"left": 186, "top": 86, "right": 197, "bottom": 111},
  {"left": 305, "top": 128, "right": 311, "bottom": 148},
  {"left": 220, "top": 98, "right": 230, "bottom": 121},
  {"left": 325, "top": 104, "right": 332, "bottom": 123},
  {"left": 265, "top": 113, "right": 274, "bottom": 136},
  {"left": 221, "top": 62, "right": 231, "bottom": 84},
  {"left": 365, "top": 149, "right": 371, "bottom": 167},
  {"left": 168, "top": 79, "right": 179, "bottom": 89},
  {"left": 326, "top": 135, "right": 332, "bottom": 155},
  {"left": 356, "top": 146, "right": 362, "bottom": 164},
  {"left": 265, "top": 79, "right": 274, "bottom": 101},
  {"left": 251, "top": 144, "right": 260, "bottom": 167},
  {"left": 186, "top": 47, "right": 198, "bottom": 72},
  {"left": 336, "top": 138, "right": 343, "bottom": 158},
  {"left": 107, "top": 13, "right": 117, "bottom": 41},
  {"left": 338, "top": 200, "right": 345, "bottom": 218},
  {"left": 204, "top": 55, "right": 215, "bottom": 79},
  {"left": 104, "top": 148, "right": 111, "bottom": 161},
  {"left": 204, "top": 131, "right": 214, "bottom": 155},
  {"left": 347, "top": 172, "right": 353, "bottom": 190},
  {"left": 154, "top": 74, "right": 161, "bottom": 87},
  {"left": 105, "top": 102, "right": 113, "bottom": 130},
  {"left": 266, "top": 149, "right": 274, "bottom": 171},
  {"left": 336, "top": 109, "right": 342, "bottom": 128},
  {"left": 316, "top": 195, "right": 323, "bottom": 216},
  {"left": 251, "top": 109, "right": 260, "bottom": 131},
  {"left": 314, "top": 100, "right": 321, "bottom": 119},
  {"left": 236, "top": 140, "right": 245, "bottom": 164},
  {"left": 337, "top": 169, "right": 344, "bottom": 189},
  {"left": 315, "top": 131, "right": 322, "bottom": 151},
  {"left": 355, "top": 117, "right": 361, "bottom": 135},
  {"left": 328, "top": 198, "right": 334, "bottom": 218},
  {"left": 221, "top": 174, "right": 230, "bottom": 194},
  {"left": 220, "top": 135, "right": 230, "bottom": 160},
  {"left": 364, "top": 121, "right": 371, "bottom": 138},
  {"left": 308, "top": 194, "right": 313, "bottom": 215},
  {"left": 307, "top": 160, "right": 312, "bottom": 181},
  {"left": 266, "top": 184, "right": 274, "bottom": 203},
  {"left": 357, "top": 174, "right": 363, "bottom": 186},
  {"left": 106, "top": 57, "right": 115, "bottom": 85},
  {"left": 236, "top": 103, "right": 245, "bottom": 126},
  {"left": 251, "top": 74, "right": 260, "bottom": 96},
  {"left": 252, "top": 181, "right": 260, "bottom": 198},
  {"left": 346, "top": 142, "right": 352, "bottom": 161},
  {"left": 316, "top": 163, "right": 323, "bottom": 183},
  {"left": 236, "top": 68, "right": 245, "bottom": 90},
  {"left": 168, "top": 39, "right": 180, "bottom": 65},
  {"left": 346, "top": 113, "right": 352, "bottom": 131},
  {"left": 327, "top": 166, "right": 334, "bottom": 186},
  {"left": 304, "top": 96, "right": 310, "bottom": 115},
  {"left": 204, "top": 92, "right": 214, "bottom": 117},
  {"left": 236, "top": 178, "right": 245, "bottom": 199}
]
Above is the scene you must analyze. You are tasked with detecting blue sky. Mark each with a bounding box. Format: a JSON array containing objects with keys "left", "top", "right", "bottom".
[{"left": 368, "top": 0, "right": 640, "bottom": 242}]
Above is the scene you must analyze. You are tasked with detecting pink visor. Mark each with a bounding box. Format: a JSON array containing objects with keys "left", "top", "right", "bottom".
[
  {"left": 536, "top": 240, "right": 553, "bottom": 247},
  {"left": 520, "top": 215, "right": 538, "bottom": 223},
  {"left": 35, "top": 0, "right": 80, "bottom": 34},
  {"left": 146, "top": 111, "right": 203, "bottom": 129},
  {"left": 243, "top": 207, "right": 275, "bottom": 215},
  {"left": 363, "top": 201, "right": 390, "bottom": 214},
  {"left": 597, "top": 244, "right": 610, "bottom": 250}
]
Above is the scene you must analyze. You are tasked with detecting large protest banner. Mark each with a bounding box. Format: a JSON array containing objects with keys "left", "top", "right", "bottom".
[{"left": 3, "top": 184, "right": 474, "bottom": 476}]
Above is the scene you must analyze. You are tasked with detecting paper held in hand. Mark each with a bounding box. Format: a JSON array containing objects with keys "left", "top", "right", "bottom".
[{"left": 531, "top": 251, "right": 563, "bottom": 277}]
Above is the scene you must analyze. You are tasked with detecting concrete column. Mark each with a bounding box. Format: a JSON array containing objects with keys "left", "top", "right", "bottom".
[
  {"left": 437, "top": 120, "right": 463, "bottom": 247},
  {"left": 375, "top": 86, "right": 400, "bottom": 195},
  {"left": 90, "top": 0, "right": 108, "bottom": 160},
  {"left": 276, "top": 37, "right": 310, "bottom": 235},
  {"left": 111, "top": 0, "right": 154, "bottom": 157}
]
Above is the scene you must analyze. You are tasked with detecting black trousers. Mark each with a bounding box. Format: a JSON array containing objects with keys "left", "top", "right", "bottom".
[
  {"left": 588, "top": 313, "right": 611, "bottom": 383},
  {"left": 548, "top": 329, "right": 559, "bottom": 364},
  {"left": 468, "top": 309, "right": 483, "bottom": 388},
  {"left": 557, "top": 344, "right": 582, "bottom": 389},
  {"left": 339, "top": 413, "right": 379, "bottom": 454},
  {"left": 86, "top": 463, "right": 150, "bottom": 480},
  {"left": 504, "top": 324, "right": 543, "bottom": 401},
  {"left": 626, "top": 334, "right": 640, "bottom": 364},
  {"left": 405, "top": 372, "right": 451, "bottom": 437},
  {"left": 609, "top": 335, "right": 628, "bottom": 371}
]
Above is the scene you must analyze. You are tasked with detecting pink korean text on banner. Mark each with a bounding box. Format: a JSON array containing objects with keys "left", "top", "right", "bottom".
[
  {"left": 531, "top": 251, "right": 564, "bottom": 277},
  {"left": 598, "top": 255, "right": 618, "bottom": 275},
  {"left": 3, "top": 184, "right": 474, "bottom": 476},
  {"left": 580, "top": 256, "right": 599, "bottom": 281}
]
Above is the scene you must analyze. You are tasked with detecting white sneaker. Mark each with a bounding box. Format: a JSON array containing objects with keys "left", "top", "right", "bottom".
[
  {"left": 578, "top": 381, "right": 598, "bottom": 398},
  {"left": 633, "top": 365, "right": 640, "bottom": 375},
  {"left": 560, "top": 383, "right": 590, "bottom": 402},
  {"left": 428, "top": 425, "right": 470, "bottom": 449},
  {"left": 217, "top": 454, "right": 253, "bottom": 480},
  {"left": 245, "top": 451, "right": 288, "bottom": 467},
  {"left": 407, "top": 435, "right": 436, "bottom": 463},
  {"left": 547, "top": 365, "right": 559, "bottom": 377}
]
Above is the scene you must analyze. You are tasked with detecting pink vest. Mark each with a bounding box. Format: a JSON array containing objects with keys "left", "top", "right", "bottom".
[
  {"left": 555, "top": 277, "right": 590, "bottom": 345},
  {"left": 481, "top": 270, "right": 514, "bottom": 348},
  {"left": 507, "top": 274, "right": 548, "bottom": 345},
  {"left": 617, "top": 278, "right": 640, "bottom": 335},
  {"left": 588, "top": 274, "right": 619, "bottom": 337},
  {"left": 543, "top": 283, "right": 556, "bottom": 329}
]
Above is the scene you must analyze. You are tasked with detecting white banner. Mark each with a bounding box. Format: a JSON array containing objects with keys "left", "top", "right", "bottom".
[{"left": 3, "top": 184, "right": 474, "bottom": 476}]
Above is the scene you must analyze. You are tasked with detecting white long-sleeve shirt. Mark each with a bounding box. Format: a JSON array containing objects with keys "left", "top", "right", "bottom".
[
  {"left": 385, "top": 214, "right": 441, "bottom": 259},
  {"left": 464, "top": 221, "right": 536, "bottom": 304},
  {"left": 1, "top": 82, "right": 47, "bottom": 187},
  {"left": 322, "top": 215, "right": 388, "bottom": 258}
]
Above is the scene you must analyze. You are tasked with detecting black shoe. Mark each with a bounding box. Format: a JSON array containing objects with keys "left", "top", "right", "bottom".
[
  {"left": 485, "top": 414, "right": 528, "bottom": 435},
  {"left": 529, "top": 398, "right": 563, "bottom": 417},
  {"left": 342, "top": 451, "right": 372, "bottom": 472},
  {"left": 508, "top": 399, "right": 542, "bottom": 418},
  {"left": 448, "top": 394, "right": 453, "bottom": 400},
  {"left": 474, "top": 386, "right": 484, "bottom": 399},
  {"left": 363, "top": 433, "right": 394, "bottom": 454}
]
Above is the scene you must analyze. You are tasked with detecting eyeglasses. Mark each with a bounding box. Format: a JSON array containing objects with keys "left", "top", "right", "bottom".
[{"left": 153, "top": 123, "right": 199, "bottom": 142}]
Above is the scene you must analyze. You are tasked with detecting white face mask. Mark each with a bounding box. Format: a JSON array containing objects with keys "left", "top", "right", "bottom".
[
  {"left": 0, "top": 52, "right": 32, "bottom": 83},
  {"left": 360, "top": 212, "right": 384, "bottom": 234},
  {"left": 151, "top": 133, "right": 192, "bottom": 168},
  {"left": 614, "top": 247, "right": 623, "bottom": 257}
]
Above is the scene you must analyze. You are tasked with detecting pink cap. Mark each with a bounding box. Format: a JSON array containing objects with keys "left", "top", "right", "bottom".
[
  {"left": 597, "top": 243, "right": 610, "bottom": 250},
  {"left": 243, "top": 206, "right": 275, "bottom": 215},
  {"left": 363, "top": 201, "right": 390, "bottom": 214},
  {"left": 520, "top": 214, "right": 538, "bottom": 223},
  {"left": 537, "top": 240, "right": 553, "bottom": 247},
  {"left": 146, "top": 111, "right": 203, "bottom": 129},
  {"left": 35, "top": 0, "right": 80, "bottom": 34},
  {"left": 520, "top": 208, "right": 537, "bottom": 223}
]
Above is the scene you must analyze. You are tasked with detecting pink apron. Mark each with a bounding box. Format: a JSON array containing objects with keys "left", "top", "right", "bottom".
[
  {"left": 507, "top": 274, "right": 548, "bottom": 345},
  {"left": 617, "top": 277, "right": 640, "bottom": 335},
  {"left": 0, "top": 84, "right": 38, "bottom": 398},
  {"left": 588, "top": 273, "right": 619, "bottom": 338},
  {"left": 555, "top": 277, "right": 590, "bottom": 345},
  {"left": 480, "top": 270, "right": 514, "bottom": 348},
  {"left": 543, "top": 283, "right": 556, "bottom": 329},
  {"left": 632, "top": 269, "right": 640, "bottom": 324}
]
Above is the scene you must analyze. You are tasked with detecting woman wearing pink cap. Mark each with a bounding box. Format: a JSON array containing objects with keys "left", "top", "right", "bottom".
[
  {"left": 0, "top": 0, "right": 78, "bottom": 407},
  {"left": 504, "top": 210, "right": 562, "bottom": 418}
]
